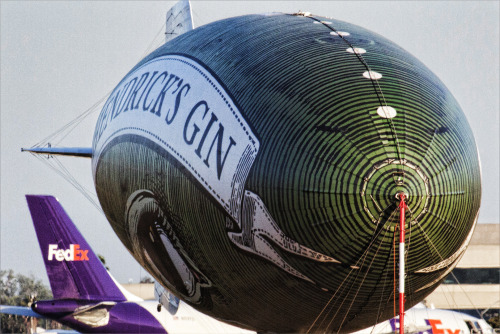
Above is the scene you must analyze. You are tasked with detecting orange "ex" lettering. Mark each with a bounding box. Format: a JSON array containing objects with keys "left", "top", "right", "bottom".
[
  {"left": 73, "top": 244, "right": 90, "bottom": 261},
  {"left": 427, "top": 319, "right": 460, "bottom": 334},
  {"left": 428, "top": 319, "right": 445, "bottom": 334}
]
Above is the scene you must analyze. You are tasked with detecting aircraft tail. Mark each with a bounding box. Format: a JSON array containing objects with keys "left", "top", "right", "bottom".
[
  {"left": 165, "top": 0, "right": 193, "bottom": 43},
  {"left": 26, "top": 195, "right": 126, "bottom": 301}
]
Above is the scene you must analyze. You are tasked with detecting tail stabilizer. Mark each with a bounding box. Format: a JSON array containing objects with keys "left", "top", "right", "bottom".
[
  {"left": 165, "top": 0, "right": 193, "bottom": 43},
  {"left": 21, "top": 147, "right": 92, "bottom": 158},
  {"left": 0, "top": 305, "right": 42, "bottom": 318},
  {"left": 26, "top": 195, "right": 126, "bottom": 301}
]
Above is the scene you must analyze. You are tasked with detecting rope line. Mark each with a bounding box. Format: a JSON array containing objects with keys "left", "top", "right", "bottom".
[
  {"left": 307, "top": 207, "right": 399, "bottom": 333},
  {"left": 333, "top": 224, "right": 393, "bottom": 333},
  {"left": 33, "top": 92, "right": 110, "bottom": 148},
  {"left": 415, "top": 222, "right": 481, "bottom": 318}
]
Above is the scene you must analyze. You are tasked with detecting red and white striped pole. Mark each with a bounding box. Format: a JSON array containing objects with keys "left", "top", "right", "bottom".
[{"left": 398, "top": 193, "right": 407, "bottom": 334}]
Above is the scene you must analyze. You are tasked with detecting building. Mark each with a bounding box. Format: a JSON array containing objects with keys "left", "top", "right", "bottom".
[{"left": 424, "top": 224, "right": 499, "bottom": 320}]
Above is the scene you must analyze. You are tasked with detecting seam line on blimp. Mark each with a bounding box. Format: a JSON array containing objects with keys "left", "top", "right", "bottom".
[
  {"left": 304, "top": 15, "right": 404, "bottom": 167},
  {"left": 136, "top": 56, "right": 256, "bottom": 146}
]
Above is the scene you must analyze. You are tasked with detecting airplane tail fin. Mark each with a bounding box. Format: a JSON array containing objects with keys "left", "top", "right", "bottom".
[{"left": 26, "top": 195, "right": 126, "bottom": 302}]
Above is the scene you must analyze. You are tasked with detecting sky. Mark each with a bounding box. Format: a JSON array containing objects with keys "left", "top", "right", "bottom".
[{"left": 1, "top": 1, "right": 499, "bottom": 286}]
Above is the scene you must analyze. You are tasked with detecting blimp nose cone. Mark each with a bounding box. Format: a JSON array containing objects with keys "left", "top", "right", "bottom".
[{"left": 361, "top": 158, "right": 429, "bottom": 229}]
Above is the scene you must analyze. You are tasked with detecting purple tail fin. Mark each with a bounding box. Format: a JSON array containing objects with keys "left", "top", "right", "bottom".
[{"left": 26, "top": 195, "right": 126, "bottom": 301}]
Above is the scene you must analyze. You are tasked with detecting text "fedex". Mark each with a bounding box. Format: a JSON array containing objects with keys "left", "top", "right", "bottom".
[{"left": 48, "top": 244, "right": 89, "bottom": 261}]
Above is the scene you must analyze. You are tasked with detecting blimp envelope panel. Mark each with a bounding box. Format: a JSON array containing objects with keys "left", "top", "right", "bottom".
[{"left": 92, "top": 13, "right": 481, "bottom": 333}]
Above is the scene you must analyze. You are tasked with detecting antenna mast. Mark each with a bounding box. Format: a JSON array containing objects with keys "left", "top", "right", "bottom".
[{"left": 398, "top": 193, "right": 408, "bottom": 334}]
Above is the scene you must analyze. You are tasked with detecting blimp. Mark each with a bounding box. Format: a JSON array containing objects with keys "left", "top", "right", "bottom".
[{"left": 24, "top": 1, "right": 481, "bottom": 333}]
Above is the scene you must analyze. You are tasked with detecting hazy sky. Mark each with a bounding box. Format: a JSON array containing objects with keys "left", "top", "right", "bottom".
[{"left": 1, "top": 1, "right": 498, "bottom": 286}]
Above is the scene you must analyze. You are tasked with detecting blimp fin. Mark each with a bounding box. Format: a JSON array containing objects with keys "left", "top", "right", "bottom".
[
  {"left": 165, "top": 0, "right": 193, "bottom": 43},
  {"left": 21, "top": 146, "right": 92, "bottom": 158}
]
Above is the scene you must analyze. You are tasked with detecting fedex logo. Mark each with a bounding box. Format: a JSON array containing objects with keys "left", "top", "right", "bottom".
[
  {"left": 425, "top": 319, "right": 460, "bottom": 334},
  {"left": 390, "top": 318, "right": 460, "bottom": 334},
  {"left": 48, "top": 244, "right": 89, "bottom": 261}
]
